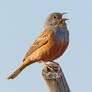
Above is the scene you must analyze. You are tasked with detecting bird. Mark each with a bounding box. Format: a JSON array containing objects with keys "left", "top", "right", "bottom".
[{"left": 7, "top": 12, "right": 69, "bottom": 80}]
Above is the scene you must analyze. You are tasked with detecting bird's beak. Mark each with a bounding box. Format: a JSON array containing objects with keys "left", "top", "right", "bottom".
[
  {"left": 62, "top": 18, "right": 69, "bottom": 21},
  {"left": 59, "top": 12, "right": 67, "bottom": 21},
  {"left": 58, "top": 13, "right": 68, "bottom": 25},
  {"left": 61, "top": 12, "right": 67, "bottom": 16}
]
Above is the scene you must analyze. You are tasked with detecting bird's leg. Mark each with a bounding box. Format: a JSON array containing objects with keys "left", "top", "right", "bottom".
[{"left": 41, "top": 61, "right": 53, "bottom": 71}]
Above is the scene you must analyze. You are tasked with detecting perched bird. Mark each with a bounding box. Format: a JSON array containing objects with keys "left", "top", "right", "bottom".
[{"left": 7, "top": 12, "right": 69, "bottom": 79}]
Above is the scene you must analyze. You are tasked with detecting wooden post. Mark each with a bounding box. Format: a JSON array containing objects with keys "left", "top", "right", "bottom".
[{"left": 42, "top": 63, "right": 70, "bottom": 92}]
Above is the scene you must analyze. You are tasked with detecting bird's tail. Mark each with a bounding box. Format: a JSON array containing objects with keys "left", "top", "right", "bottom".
[{"left": 7, "top": 63, "right": 26, "bottom": 80}]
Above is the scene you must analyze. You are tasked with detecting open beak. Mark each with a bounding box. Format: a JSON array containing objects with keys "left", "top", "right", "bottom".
[
  {"left": 59, "top": 12, "right": 67, "bottom": 21},
  {"left": 57, "top": 13, "right": 69, "bottom": 25},
  {"left": 61, "top": 12, "right": 69, "bottom": 21},
  {"left": 62, "top": 18, "right": 69, "bottom": 21}
]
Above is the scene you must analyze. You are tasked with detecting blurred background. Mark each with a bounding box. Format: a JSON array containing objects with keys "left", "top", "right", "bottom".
[{"left": 0, "top": 0, "right": 92, "bottom": 92}]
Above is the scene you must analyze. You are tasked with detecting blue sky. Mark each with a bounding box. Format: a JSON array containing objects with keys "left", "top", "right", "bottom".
[{"left": 0, "top": 0, "right": 92, "bottom": 92}]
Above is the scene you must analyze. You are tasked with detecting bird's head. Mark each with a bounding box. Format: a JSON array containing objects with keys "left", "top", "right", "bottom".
[{"left": 44, "top": 12, "right": 68, "bottom": 29}]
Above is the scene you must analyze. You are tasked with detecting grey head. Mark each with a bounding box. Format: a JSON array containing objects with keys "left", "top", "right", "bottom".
[{"left": 44, "top": 12, "right": 66, "bottom": 29}]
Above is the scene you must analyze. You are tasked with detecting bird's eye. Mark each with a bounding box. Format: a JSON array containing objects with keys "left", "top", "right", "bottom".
[{"left": 53, "top": 16, "right": 56, "bottom": 19}]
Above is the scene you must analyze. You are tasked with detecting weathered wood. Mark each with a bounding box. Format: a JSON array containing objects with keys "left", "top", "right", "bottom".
[{"left": 42, "top": 63, "right": 70, "bottom": 92}]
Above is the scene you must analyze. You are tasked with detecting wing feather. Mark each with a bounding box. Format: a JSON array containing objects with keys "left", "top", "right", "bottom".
[{"left": 23, "top": 29, "right": 52, "bottom": 61}]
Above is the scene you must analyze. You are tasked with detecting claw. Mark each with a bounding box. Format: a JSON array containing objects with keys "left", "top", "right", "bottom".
[
  {"left": 52, "top": 62, "right": 61, "bottom": 71},
  {"left": 44, "top": 64, "right": 54, "bottom": 71}
]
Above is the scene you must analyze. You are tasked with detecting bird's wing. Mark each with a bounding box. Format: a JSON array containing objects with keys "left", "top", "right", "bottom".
[{"left": 23, "top": 29, "right": 52, "bottom": 61}]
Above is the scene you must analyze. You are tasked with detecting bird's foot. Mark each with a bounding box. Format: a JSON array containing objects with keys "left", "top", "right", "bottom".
[
  {"left": 52, "top": 62, "right": 61, "bottom": 71},
  {"left": 44, "top": 64, "right": 54, "bottom": 71}
]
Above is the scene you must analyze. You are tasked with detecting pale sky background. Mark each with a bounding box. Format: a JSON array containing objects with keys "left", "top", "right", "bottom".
[{"left": 0, "top": 0, "right": 92, "bottom": 92}]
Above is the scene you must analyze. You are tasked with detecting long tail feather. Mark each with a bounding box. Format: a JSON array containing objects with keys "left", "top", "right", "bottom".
[{"left": 7, "top": 63, "right": 26, "bottom": 80}]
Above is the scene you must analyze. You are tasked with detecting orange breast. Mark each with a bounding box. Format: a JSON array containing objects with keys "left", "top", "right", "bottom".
[
  {"left": 52, "top": 40, "right": 69, "bottom": 60},
  {"left": 28, "top": 31, "right": 69, "bottom": 63},
  {"left": 40, "top": 34, "right": 69, "bottom": 62}
]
